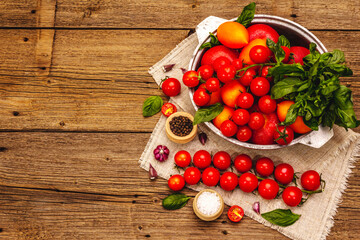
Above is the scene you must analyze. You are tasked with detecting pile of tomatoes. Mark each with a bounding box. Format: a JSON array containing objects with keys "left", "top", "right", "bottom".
[
  {"left": 183, "top": 23, "right": 314, "bottom": 145},
  {"left": 168, "top": 149, "right": 323, "bottom": 207}
]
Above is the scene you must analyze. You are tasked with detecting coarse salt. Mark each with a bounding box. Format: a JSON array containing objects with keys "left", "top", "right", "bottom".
[{"left": 196, "top": 191, "right": 221, "bottom": 216}]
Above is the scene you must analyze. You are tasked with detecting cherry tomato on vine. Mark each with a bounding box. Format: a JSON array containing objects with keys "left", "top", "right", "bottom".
[
  {"left": 182, "top": 70, "right": 199, "bottom": 88},
  {"left": 227, "top": 205, "right": 244, "bottom": 223},
  {"left": 248, "top": 112, "right": 265, "bottom": 130},
  {"left": 231, "top": 59, "right": 243, "bottom": 70},
  {"left": 236, "top": 126, "right": 252, "bottom": 142},
  {"left": 168, "top": 175, "right": 185, "bottom": 191},
  {"left": 193, "top": 88, "right": 210, "bottom": 106},
  {"left": 274, "top": 126, "right": 295, "bottom": 145},
  {"left": 197, "top": 64, "right": 214, "bottom": 80},
  {"left": 202, "top": 167, "right": 220, "bottom": 187},
  {"left": 220, "top": 172, "right": 239, "bottom": 191},
  {"left": 232, "top": 109, "right": 250, "bottom": 126},
  {"left": 234, "top": 154, "right": 252, "bottom": 173},
  {"left": 258, "top": 179, "right": 279, "bottom": 200},
  {"left": 239, "top": 68, "right": 256, "bottom": 86},
  {"left": 249, "top": 45, "right": 271, "bottom": 64},
  {"left": 162, "top": 78, "right": 181, "bottom": 97},
  {"left": 236, "top": 92, "right": 254, "bottom": 109},
  {"left": 259, "top": 65, "right": 273, "bottom": 81},
  {"left": 184, "top": 167, "right": 201, "bottom": 185},
  {"left": 205, "top": 78, "right": 220, "bottom": 92},
  {"left": 220, "top": 120, "right": 238, "bottom": 137},
  {"left": 282, "top": 186, "right": 302, "bottom": 207},
  {"left": 250, "top": 77, "right": 270, "bottom": 96},
  {"left": 258, "top": 95, "right": 277, "bottom": 114},
  {"left": 213, "top": 151, "right": 232, "bottom": 170},
  {"left": 193, "top": 150, "right": 212, "bottom": 169},
  {"left": 212, "top": 56, "right": 231, "bottom": 72},
  {"left": 274, "top": 163, "right": 294, "bottom": 185},
  {"left": 161, "top": 103, "right": 177, "bottom": 117},
  {"left": 217, "top": 65, "right": 236, "bottom": 83},
  {"left": 174, "top": 150, "right": 191, "bottom": 168},
  {"left": 255, "top": 157, "right": 274, "bottom": 177},
  {"left": 301, "top": 170, "right": 321, "bottom": 191},
  {"left": 281, "top": 46, "right": 291, "bottom": 63},
  {"left": 239, "top": 172, "right": 258, "bottom": 192}
]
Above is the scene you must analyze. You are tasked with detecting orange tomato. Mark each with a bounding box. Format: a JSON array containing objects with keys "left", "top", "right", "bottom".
[
  {"left": 207, "top": 90, "right": 222, "bottom": 106},
  {"left": 217, "top": 22, "right": 249, "bottom": 49},
  {"left": 220, "top": 80, "right": 246, "bottom": 108},
  {"left": 213, "top": 106, "right": 234, "bottom": 129},
  {"left": 277, "top": 101, "right": 312, "bottom": 134},
  {"left": 239, "top": 38, "right": 267, "bottom": 65}
]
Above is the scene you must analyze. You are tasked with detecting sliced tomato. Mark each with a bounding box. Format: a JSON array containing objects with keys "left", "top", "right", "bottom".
[
  {"left": 161, "top": 103, "right": 177, "bottom": 117},
  {"left": 227, "top": 205, "right": 244, "bottom": 223}
]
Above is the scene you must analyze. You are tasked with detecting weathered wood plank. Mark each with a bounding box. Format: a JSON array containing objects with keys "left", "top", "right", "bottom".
[
  {"left": 0, "top": 0, "right": 359, "bottom": 30},
  {"left": 0, "top": 132, "right": 358, "bottom": 239}
]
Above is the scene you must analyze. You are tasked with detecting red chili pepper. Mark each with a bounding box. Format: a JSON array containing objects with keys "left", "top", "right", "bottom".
[
  {"left": 161, "top": 103, "right": 177, "bottom": 117},
  {"left": 227, "top": 205, "right": 244, "bottom": 223}
]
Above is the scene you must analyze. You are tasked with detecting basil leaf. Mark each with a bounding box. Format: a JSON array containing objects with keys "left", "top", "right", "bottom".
[
  {"left": 283, "top": 102, "right": 300, "bottom": 125},
  {"left": 321, "top": 49, "right": 345, "bottom": 65},
  {"left": 142, "top": 96, "right": 163, "bottom": 117},
  {"left": 334, "top": 86, "right": 360, "bottom": 129},
  {"left": 277, "top": 35, "right": 290, "bottom": 48},
  {"left": 309, "top": 43, "right": 317, "bottom": 55},
  {"left": 269, "top": 64, "right": 305, "bottom": 82},
  {"left": 162, "top": 193, "right": 191, "bottom": 210},
  {"left": 200, "top": 32, "right": 221, "bottom": 49},
  {"left": 236, "top": 2, "right": 256, "bottom": 27},
  {"left": 323, "top": 103, "right": 336, "bottom": 128},
  {"left": 271, "top": 78, "right": 305, "bottom": 99},
  {"left": 261, "top": 209, "right": 301, "bottom": 227},
  {"left": 193, "top": 103, "right": 224, "bottom": 125}
]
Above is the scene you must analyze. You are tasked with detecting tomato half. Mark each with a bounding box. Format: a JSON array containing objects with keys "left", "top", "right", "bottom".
[
  {"left": 227, "top": 205, "right": 244, "bottom": 223},
  {"left": 161, "top": 103, "right": 177, "bottom": 117}
]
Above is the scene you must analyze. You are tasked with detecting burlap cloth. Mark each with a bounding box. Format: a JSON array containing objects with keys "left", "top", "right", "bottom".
[{"left": 139, "top": 30, "right": 360, "bottom": 240}]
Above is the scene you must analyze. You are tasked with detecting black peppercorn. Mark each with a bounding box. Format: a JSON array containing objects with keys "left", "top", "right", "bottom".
[{"left": 169, "top": 116, "right": 193, "bottom": 136}]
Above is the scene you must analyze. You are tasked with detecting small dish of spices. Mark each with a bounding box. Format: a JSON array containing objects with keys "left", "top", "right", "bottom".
[
  {"left": 193, "top": 189, "right": 224, "bottom": 221},
  {"left": 165, "top": 112, "right": 197, "bottom": 144}
]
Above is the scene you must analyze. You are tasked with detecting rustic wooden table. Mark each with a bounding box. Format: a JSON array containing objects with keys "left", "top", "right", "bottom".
[{"left": 0, "top": 1, "right": 359, "bottom": 239}]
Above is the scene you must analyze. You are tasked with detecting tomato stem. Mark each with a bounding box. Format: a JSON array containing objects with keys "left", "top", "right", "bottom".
[{"left": 236, "top": 63, "right": 276, "bottom": 78}]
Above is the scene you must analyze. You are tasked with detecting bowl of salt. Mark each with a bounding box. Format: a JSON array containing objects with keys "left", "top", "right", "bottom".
[{"left": 193, "top": 189, "right": 224, "bottom": 221}]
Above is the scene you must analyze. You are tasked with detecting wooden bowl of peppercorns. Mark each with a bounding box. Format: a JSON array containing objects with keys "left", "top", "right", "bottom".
[{"left": 165, "top": 112, "right": 197, "bottom": 144}]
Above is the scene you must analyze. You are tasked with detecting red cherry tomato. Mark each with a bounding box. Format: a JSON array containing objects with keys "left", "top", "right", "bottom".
[
  {"left": 239, "top": 68, "right": 256, "bottom": 86},
  {"left": 239, "top": 172, "right": 258, "bottom": 192},
  {"left": 161, "top": 103, "right": 177, "bottom": 117},
  {"left": 249, "top": 45, "right": 271, "bottom": 64},
  {"left": 213, "top": 151, "right": 232, "bottom": 170},
  {"left": 174, "top": 150, "right": 191, "bottom": 168},
  {"left": 236, "top": 92, "right": 254, "bottom": 109},
  {"left": 220, "top": 172, "right": 239, "bottom": 191},
  {"left": 231, "top": 59, "right": 243, "bottom": 70},
  {"left": 197, "top": 65, "right": 214, "bottom": 80},
  {"left": 193, "top": 88, "right": 210, "bottom": 106},
  {"left": 184, "top": 167, "right": 201, "bottom": 185},
  {"left": 212, "top": 56, "right": 231, "bottom": 72},
  {"left": 301, "top": 170, "right": 321, "bottom": 191},
  {"left": 255, "top": 157, "right": 274, "bottom": 177},
  {"left": 274, "top": 163, "right": 294, "bottom": 185},
  {"left": 234, "top": 154, "right": 252, "bottom": 173},
  {"left": 168, "top": 175, "right": 185, "bottom": 191},
  {"left": 282, "top": 186, "right": 303, "bottom": 207},
  {"left": 202, "top": 167, "right": 220, "bottom": 187},
  {"left": 232, "top": 109, "right": 250, "bottom": 126},
  {"left": 220, "top": 120, "right": 238, "bottom": 137},
  {"left": 250, "top": 77, "right": 270, "bottom": 96},
  {"left": 248, "top": 112, "right": 265, "bottom": 130},
  {"left": 259, "top": 66, "right": 273, "bottom": 82},
  {"left": 227, "top": 205, "right": 244, "bottom": 223},
  {"left": 281, "top": 46, "right": 291, "bottom": 63},
  {"left": 193, "top": 150, "right": 212, "bottom": 169},
  {"left": 205, "top": 78, "right": 220, "bottom": 92},
  {"left": 182, "top": 70, "right": 199, "bottom": 88},
  {"left": 217, "top": 65, "right": 236, "bottom": 83},
  {"left": 274, "top": 126, "right": 295, "bottom": 145},
  {"left": 258, "top": 95, "right": 277, "bottom": 114},
  {"left": 236, "top": 126, "right": 252, "bottom": 142},
  {"left": 258, "top": 179, "right": 279, "bottom": 200},
  {"left": 162, "top": 78, "right": 181, "bottom": 97}
]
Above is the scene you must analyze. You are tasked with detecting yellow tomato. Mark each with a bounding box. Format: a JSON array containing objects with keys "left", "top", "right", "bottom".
[
  {"left": 277, "top": 101, "right": 312, "bottom": 134},
  {"left": 217, "top": 22, "right": 249, "bottom": 49},
  {"left": 239, "top": 38, "right": 267, "bottom": 65}
]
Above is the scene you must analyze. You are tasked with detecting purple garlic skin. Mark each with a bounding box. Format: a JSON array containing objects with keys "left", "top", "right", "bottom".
[
  {"left": 253, "top": 201, "right": 260, "bottom": 214},
  {"left": 198, "top": 132, "right": 207, "bottom": 145},
  {"left": 162, "top": 64, "right": 175, "bottom": 73},
  {"left": 149, "top": 163, "right": 158, "bottom": 180},
  {"left": 153, "top": 145, "right": 170, "bottom": 162}
]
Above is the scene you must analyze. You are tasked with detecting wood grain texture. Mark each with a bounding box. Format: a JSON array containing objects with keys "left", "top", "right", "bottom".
[
  {"left": 0, "top": 0, "right": 359, "bottom": 30},
  {"left": 0, "top": 29, "right": 359, "bottom": 132},
  {"left": 0, "top": 132, "right": 358, "bottom": 239}
]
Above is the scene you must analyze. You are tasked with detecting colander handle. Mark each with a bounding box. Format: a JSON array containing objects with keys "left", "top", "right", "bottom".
[
  {"left": 195, "top": 16, "right": 227, "bottom": 43},
  {"left": 297, "top": 126, "right": 334, "bottom": 148}
]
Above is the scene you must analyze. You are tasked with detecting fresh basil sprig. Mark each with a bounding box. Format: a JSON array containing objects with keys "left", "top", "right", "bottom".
[
  {"left": 267, "top": 35, "right": 290, "bottom": 64},
  {"left": 236, "top": 2, "right": 256, "bottom": 27},
  {"left": 261, "top": 209, "right": 301, "bottom": 227},
  {"left": 200, "top": 33, "right": 221, "bottom": 49},
  {"left": 162, "top": 193, "right": 191, "bottom": 210},
  {"left": 193, "top": 103, "right": 224, "bottom": 125},
  {"left": 142, "top": 96, "right": 163, "bottom": 117}
]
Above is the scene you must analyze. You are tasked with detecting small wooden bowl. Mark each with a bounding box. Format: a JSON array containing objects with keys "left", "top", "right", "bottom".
[
  {"left": 193, "top": 189, "right": 224, "bottom": 221},
  {"left": 165, "top": 112, "right": 197, "bottom": 144}
]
